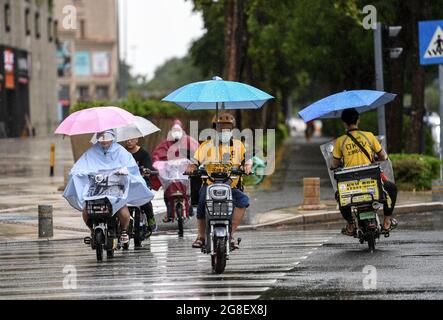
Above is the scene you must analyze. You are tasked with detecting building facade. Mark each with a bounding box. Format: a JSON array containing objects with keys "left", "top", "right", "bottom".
[
  {"left": 0, "top": 0, "right": 58, "bottom": 138},
  {"left": 54, "top": 0, "right": 119, "bottom": 119}
]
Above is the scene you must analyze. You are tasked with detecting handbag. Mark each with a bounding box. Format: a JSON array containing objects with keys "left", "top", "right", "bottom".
[{"left": 345, "top": 132, "right": 388, "bottom": 183}]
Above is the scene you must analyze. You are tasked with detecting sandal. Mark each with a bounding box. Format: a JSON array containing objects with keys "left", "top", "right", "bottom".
[
  {"left": 162, "top": 215, "right": 172, "bottom": 223},
  {"left": 341, "top": 225, "right": 355, "bottom": 237},
  {"left": 382, "top": 218, "right": 398, "bottom": 233},
  {"left": 120, "top": 230, "right": 129, "bottom": 244},
  {"left": 230, "top": 238, "right": 240, "bottom": 251},
  {"left": 192, "top": 237, "right": 205, "bottom": 248}
]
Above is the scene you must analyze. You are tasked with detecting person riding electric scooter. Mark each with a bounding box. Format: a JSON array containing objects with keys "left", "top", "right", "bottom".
[
  {"left": 330, "top": 108, "right": 398, "bottom": 236},
  {"left": 63, "top": 129, "right": 154, "bottom": 245},
  {"left": 125, "top": 137, "right": 157, "bottom": 233},
  {"left": 185, "top": 112, "right": 252, "bottom": 250},
  {"left": 152, "top": 120, "right": 199, "bottom": 223}
]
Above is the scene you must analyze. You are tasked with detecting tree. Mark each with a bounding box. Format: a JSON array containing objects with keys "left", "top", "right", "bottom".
[
  {"left": 405, "top": 0, "right": 430, "bottom": 153},
  {"left": 145, "top": 56, "right": 204, "bottom": 98}
]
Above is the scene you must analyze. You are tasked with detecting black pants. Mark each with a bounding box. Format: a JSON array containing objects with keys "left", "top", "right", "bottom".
[
  {"left": 190, "top": 176, "right": 202, "bottom": 206},
  {"left": 339, "top": 181, "right": 398, "bottom": 223},
  {"left": 141, "top": 201, "right": 155, "bottom": 221}
]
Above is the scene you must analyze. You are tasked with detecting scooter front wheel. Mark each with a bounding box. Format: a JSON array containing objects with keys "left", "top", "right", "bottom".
[
  {"left": 212, "top": 237, "right": 227, "bottom": 274},
  {"left": 176, "top": 202, "right": 184, "bottom": 237}
]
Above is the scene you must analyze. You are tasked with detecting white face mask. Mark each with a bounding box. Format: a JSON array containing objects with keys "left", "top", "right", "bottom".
[
  {"left": 171, "top": 130, "right": 183, "bottom": 141},
  {"left": 218, "top": 131, "right": 233, "bottom": 144}
]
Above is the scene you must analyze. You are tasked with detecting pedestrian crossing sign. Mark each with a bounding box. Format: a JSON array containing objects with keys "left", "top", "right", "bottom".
[{"left": 419, "top": 20, "right": 443, "bottom": 65}]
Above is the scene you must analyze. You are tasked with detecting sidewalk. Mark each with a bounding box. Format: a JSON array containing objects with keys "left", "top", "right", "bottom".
[
  {"left": 242, "top": 191, "right": 439, "bottom": 230},
  {"left": 0, "top": 135, "right": 441, "bottom": 244}
]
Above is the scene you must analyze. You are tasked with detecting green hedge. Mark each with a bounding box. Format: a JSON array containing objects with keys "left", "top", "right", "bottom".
[{"left": 390, "top": 153, "right": 441, "bottom": 191}]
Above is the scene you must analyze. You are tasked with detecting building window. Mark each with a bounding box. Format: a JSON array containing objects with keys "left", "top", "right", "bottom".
[
  {"left": 25, "top": 8, "right": 31, "bottom": 36},
  {"left": 48, "top": 0, "right": 54, "bottom": 16},
  {"left": 35, "top": 12, "right": 41, "bottom": 39},
  {"left": 4, "top": 3, "right": 11, "bottom": 33},
  {"left": 76, "top": 86, "right": 90, "bottom": 102},
  {"left": 96, "top": 86, "right": 109, "bottom": 100},
  {"left": 47, "top": 17, "right": 53, "bottom": 42},
  {"left": 54, "top": 19, "right": 59, "bottom": 44},
  {"left": 80, "top": 19, "right": 86, "bottom": 38},
  {"left": 59, "top": 85, "right": 70, "bottom": 101}
]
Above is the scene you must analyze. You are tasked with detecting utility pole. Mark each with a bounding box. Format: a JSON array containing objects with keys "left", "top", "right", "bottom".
[
  {"left": 439, "top": 65, "right": 443, "bottom": 179},
  {"left": 373, "top": 23, "right": 402, "bottom": 151},
  {"left": 374, "top": 22, "right": 386, "bottom": 150}
]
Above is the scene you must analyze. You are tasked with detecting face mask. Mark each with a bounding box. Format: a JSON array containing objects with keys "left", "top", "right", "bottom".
[
  {"left": 171, "top": 130, "right": 183, "bottom": 141},
  {"left": 218, "top": 131, "right": 232, "bottom": 144}
]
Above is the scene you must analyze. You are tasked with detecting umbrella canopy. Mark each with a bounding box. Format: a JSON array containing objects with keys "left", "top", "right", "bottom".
[
  {"left": 298, "top": 90, "right": 396, "bottom": 123},
  {"left": 90, "top": 116, "right": 161, "bottom": 143},
  {"left": 54, "top": 106, "right": 135, "bottom": 136},
  {"left": 162, "top": 76, "right": 274, "bottom": 110}
]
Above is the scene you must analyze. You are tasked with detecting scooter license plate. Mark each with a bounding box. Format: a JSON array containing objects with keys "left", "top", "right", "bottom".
[{"left": 359, "top": 211, "right": 376, "bottom": 220}]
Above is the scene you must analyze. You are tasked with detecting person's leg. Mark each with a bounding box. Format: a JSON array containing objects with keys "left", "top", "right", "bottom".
[
  {"left": 192, "top": 186, "right": 207, "bottom": 248},
  {"left": 141, "top": 202, "right": 157, "bottom": 231},
  {"left": 382, "top": 181, "right": 398, "bottom": 229},
  {"left": 117, "top": 206, "right": 130, "bottom": 243},
  {"left": 82, "top": 209, "right": 93, "bottom": 233},
  {"left": 163, "top": 197, "right": 171, "bottom": 222},
  {"left": 231, "top": 189, "right": 249, "bottom": 244},
  {"left": 340, "top": 206, "right": 355, "bottom": 235},
  {"left": 232, "top": 207, "right": 246, "bottom": 235},
  {"left": 336, "top": 191, "right": 354, "bottom": 235}
]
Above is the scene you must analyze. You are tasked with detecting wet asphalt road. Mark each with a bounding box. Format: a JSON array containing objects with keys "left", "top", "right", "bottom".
[
  {"left": 0, "top": 211, "right": 442, "bottom": 300},
  {"left": 0, "top": 228, "right": 334, "bottom": 300},
  {"left": 262, "top": 210, "right": 443, "bottom": 300}
]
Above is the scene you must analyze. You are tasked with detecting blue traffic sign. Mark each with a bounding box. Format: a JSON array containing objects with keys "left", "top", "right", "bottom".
[{"left": 419, "top": 20, "right": 443, "bottom": 65}]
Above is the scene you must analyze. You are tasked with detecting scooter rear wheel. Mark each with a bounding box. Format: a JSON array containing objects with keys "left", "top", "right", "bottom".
[
  {"left": 106, "top": 249, "right": 114, "bottom": 258},
  {"left": 95, "top": 231, "right": 104, "bottom": 262},
  {"left": 367, "top": 232, "right": 376, "bottom": 252}
]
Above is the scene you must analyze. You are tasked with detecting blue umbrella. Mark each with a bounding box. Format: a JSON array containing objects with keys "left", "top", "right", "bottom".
[
  {"left": 162, "top": 76, "right": 274, "bottom": 110},
  {"left": 298, "top": 90, "right": 396, "bottom": 123}
]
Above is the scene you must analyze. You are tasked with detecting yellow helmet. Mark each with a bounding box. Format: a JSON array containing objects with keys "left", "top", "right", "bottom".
[{"left": 212, "top": 112, "right": 236, "bottom": 128}]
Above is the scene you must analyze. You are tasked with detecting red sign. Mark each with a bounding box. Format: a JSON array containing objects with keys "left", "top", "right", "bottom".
[
  {"left": 4, "top": 49, "right": 14, "bottom": 89},
  {"left": 4, "top": 49, "right": 14, "bottom": 72}
]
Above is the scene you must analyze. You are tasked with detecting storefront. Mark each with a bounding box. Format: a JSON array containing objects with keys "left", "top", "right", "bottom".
[{"left": 0, "top": 46, "right": 31, "bottom": 138}]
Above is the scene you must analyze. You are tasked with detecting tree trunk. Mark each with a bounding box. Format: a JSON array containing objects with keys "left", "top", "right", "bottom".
[
  {"left": 224, "top": 0, "right": 248, "bottom": 129},
  {"left": 224, "top": 0, "right": 247, "bottom": 81},
  {"left": 281, "top": 90, "right": 290, "bottom": 123},
  {"left": 406, "top": 0, "right": 429, "bottom": 153}
]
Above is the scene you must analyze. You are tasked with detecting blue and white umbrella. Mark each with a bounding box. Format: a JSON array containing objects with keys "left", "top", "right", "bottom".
[
  {"left": 298, "top": 90, "right": 397, "bottom": 123},
  {"left": 162, "top": 76, "right": 274, "bottom": 110}
]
